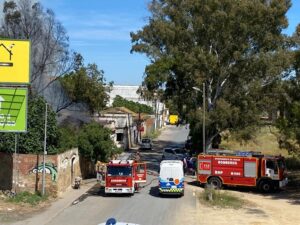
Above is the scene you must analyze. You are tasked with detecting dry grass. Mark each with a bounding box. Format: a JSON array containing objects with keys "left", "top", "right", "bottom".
[
  {"left": 0, "top": 192, "right": 51, "bottom": 223},
  {"left": 199, "top": 187, "right": 245, "bottom": 209},
  {"left": 220, "top": 126, "right": 289, "bottom": 156}
]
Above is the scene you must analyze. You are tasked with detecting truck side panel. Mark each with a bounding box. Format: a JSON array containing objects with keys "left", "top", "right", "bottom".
[
  {"left": 197, "top": 155, "right": 258, "bottom": 187},
  {"left": 222, "top": 177, "right": 256, "bottom": 186},
  {"left": 212, "top": 156, "right": 244, "bottom": 168}
]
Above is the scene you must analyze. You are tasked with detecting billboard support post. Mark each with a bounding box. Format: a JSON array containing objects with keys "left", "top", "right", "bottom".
[
  {"left": 14, "top": 133, "right": 18, "bottom": 193},
  {"left": 42, "top": 103, "right": 47, "bottom": 196}
]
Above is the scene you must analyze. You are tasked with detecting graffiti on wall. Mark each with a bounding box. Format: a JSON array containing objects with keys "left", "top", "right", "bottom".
[
  {"left": 61, "top": 157, "right": 69, "bottom": 169},
  {"left": 29, "top": 163, "right": 58, "bottom": 182}
]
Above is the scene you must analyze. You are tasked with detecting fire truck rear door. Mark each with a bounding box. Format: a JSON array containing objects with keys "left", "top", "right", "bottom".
[{"left": 134, "top": 163, "right": 147, "bottom": 183}]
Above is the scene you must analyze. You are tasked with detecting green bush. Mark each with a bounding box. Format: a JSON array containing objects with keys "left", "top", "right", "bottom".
[
  {"left": 78, "top": 122, "right": 122, "bottom": 162},
  {"left": 8, "top": 192, "right": 47, "bottom": 206},
  {"left": 199, "top": 187, "right": 244, "bottom": 209},
  {"left": 285, "top": 156, "right": 300, "bottom": 170},
  {"left": 113, "top": 95, "right": 153, "bottom": 114},
  {"left": 57, "top": 125, "right": 78, "bottom": 153}
]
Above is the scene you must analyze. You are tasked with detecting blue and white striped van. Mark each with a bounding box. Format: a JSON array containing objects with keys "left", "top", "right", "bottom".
[{"left": 159, "top": 160, "right": 184, "bottom": 196}]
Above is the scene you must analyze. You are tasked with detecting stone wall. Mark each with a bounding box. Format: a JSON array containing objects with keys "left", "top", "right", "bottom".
[
  {"left": 14, "top": 153, "right": 58, "bottom": 195},
  {"left": 80, "top": 156, "right": 96, "bottom": 179},
  {"left": 56, "top": 149, "right": 81, "bottom": 194},
  {"left": 145, "top": 117, "right": 155, "bottom": 135},
  {"left": 0, "top": 148, "right": 87, "bottom": 196}
]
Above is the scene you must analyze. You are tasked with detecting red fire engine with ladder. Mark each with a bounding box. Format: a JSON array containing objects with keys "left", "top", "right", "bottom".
[
  {"left": 96, "top": 160, "right": 147, "bottom": 195},
  {"left": 197, "top": 150, "right": 288, "bottom": 192}
]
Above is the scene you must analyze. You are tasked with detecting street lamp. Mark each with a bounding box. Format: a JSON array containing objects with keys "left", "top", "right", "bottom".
[
  {"left": 153, "top": 92, "right": 158, "bottom": 131},
  {"left": 193, "top": 83, "right": 206, "bottom": 154}
]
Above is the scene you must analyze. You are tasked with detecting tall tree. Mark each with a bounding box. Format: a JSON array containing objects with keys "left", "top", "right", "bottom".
[
  {"left": 131, "top": 0, "right": 294, "bottom": 150},
  {"left": 60, "top": 63, "right": 110, "bottom": 115},
  {"left": 78, "top": 122, "right": 121, "bottom": 162},
  {"left": 0, "top": 0, "right": 76, "bottom": 95},
  {"left": 276, "top": 24, "right": 300, "bottom": 155}
]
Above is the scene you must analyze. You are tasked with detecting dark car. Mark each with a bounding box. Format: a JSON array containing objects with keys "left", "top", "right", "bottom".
[
  {"left": 140, "top": 138, "right": 152, "bottom": 150},
  {"left": 162, "top": 147, "right": 188, "bottom": 160}
]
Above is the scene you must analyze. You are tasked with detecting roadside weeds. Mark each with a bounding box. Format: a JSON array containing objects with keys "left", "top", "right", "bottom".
[{"left": 199, "top": 187, "right": 246, "bottom": 209}]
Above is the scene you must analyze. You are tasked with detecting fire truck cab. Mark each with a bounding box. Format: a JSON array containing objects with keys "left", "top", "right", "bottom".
[
  {"left": 96, "top": 160, "right": 147, "bottom": 195},
  {"left": 197, "top": 150, "right": 288, "bottom": 192}
]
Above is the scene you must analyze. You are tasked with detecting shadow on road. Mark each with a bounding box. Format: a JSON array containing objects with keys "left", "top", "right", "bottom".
[
  {"left": 140, "top": 139, "right": 188, "bottom": 173},
  {"left": 186, "top": 180, "right": 202, "bottom": 188},
  {"left": 71, "top": 183, "right": 135, "bottom": 205},
  {"left": 149, "top": 186, "right": 182, "bottom": 199}
]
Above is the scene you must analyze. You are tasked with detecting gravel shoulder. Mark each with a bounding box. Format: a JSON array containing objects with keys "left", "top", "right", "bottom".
[{"left": 179, "top": 181, "right": 300, "bottom": 225}]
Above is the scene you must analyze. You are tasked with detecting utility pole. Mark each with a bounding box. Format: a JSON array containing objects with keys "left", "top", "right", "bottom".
[
  {"left": 138, "top": 110, "right": 142, "bottom": 141},
  {"left": 42, "top": 103, "right": 48, "bottom": 196},
  {"left": 192, "top": 83, "right": 206, "bottom": 154},
  {"left": 153, "top": 92, "right": 157, "bottom": 131},
  {"left": 203, "top": 83, "right": 206, "bottom": 154}
]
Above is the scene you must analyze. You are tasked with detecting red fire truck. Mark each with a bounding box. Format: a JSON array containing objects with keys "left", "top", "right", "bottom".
[
  {"left": 197, "top": 150, "right": 288, "bottom": 192},
  {"left": 96, "top": 160, "right": 147, "bottom": 195}
]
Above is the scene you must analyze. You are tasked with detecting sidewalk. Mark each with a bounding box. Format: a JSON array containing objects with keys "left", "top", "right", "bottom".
[
  {"left": 10, "top": 180, "right": 97, "bottom": 225},
  {"left": 9, "top": 151, "right": 133, "bottom": 225}
]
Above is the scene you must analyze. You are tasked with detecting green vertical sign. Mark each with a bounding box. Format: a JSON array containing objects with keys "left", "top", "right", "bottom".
[{"left": 0, "top": 87, "right": 27, "bottom": 132}]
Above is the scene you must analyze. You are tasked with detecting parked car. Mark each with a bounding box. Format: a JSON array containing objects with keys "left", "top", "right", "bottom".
[
  {"left": 162, "top": 147, "right": 188, "bottom": 160},
  {"left": 140, "top": 138, "right": 152, "bottom": 150}
]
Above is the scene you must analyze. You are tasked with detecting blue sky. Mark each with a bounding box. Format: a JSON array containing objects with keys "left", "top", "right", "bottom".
[
  {"left": 40, "top": 0, "right": 150, "bottom": 86},
  {"left": 37, "top": 0, "right": 299, "bottom": 85}
]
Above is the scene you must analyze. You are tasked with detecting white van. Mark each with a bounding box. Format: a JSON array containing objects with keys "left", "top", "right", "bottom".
[{"left": 159, "top": 160, "right": 184, "bottom": 196}]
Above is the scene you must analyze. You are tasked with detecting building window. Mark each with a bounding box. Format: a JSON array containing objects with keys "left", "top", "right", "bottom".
[{"left": 116, "top": 133, "right": 123, "bottom": 142}]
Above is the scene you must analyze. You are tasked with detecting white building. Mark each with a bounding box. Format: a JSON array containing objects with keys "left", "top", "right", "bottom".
[
  {"left": 96, "top": 107, "right": 137, "bottom": 149},
  {"left": 108, "top": 85, "right": 150, "bottom": 106},
  {"left": 107, "top": 85, "right": 168, "bottom": 128}
]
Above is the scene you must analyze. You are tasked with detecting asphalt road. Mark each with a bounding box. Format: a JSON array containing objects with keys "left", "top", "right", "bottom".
[{"left": 44, "top": 125, "right": 197, "bottom": 225}]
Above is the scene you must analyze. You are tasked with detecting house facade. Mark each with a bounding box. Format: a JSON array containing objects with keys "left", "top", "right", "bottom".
[
  {"left": 107, "top": 85, "right": 168, "bottom": 129},
  {"left": 96, "top": 107, "right": 138, "bottom": 149}
]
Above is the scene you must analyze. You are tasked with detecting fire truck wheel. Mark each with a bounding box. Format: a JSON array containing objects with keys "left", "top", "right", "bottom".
[
  {"left": 207, "top": 177, "right": 222, "bottom": 189},
  {"left": 259, "top": 180, "right": 273, "bottom": 193}
]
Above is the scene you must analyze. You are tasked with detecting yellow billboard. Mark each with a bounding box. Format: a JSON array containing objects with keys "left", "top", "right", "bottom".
[{"left": 0, "top": 39, "right": 30, "bottom": 84}]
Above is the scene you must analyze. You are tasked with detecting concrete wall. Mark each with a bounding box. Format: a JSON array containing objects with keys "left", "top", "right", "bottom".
[{"left": 0, "top": 152, "right": 13, "bottom": 190}]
